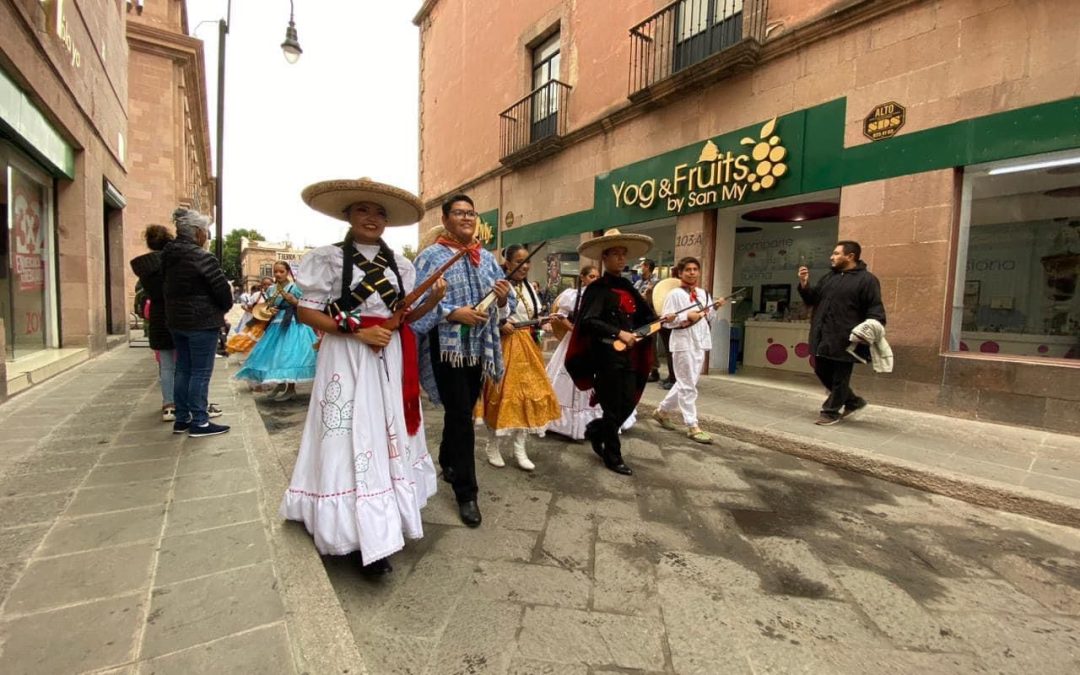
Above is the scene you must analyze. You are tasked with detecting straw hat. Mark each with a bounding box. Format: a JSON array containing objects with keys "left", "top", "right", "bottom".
[
  {"left": 301, "top": 177, "right": 423, "bottom": 226},
  {"left": 418, "top": 224, "right": 446, "bottom": 251},
  {"left": 650, "top": 277, "right": 682, "bottom": 315},
  {"left": 577, "top": 228, "right": 653, "bottom": 260}
]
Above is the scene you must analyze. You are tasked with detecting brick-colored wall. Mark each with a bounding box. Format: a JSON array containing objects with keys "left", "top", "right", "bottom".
[{"left": 417, "top": 0, "right": 1080, "bottom": 431}]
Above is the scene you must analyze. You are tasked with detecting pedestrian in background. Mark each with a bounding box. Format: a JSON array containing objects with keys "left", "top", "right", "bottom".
[
  {"left": 130, "top": 224, "right": 177, "bottom": 422},
  {"left": 162, "top": 207, "right": 233, "bottom": 437},
  {"left": 653, "top": 257, "right": 724, "bottom": 444},
  {"left": 797, "top": 240, "right": 886, "bottom": 426}
]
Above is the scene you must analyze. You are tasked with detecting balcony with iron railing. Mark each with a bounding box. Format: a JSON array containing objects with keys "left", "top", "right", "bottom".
[
  {"left": 629, "top": 0, "right": 768, "bottom": 102},
  {"left": 499, "top": 79, "right": 572, "bottom": 167}
]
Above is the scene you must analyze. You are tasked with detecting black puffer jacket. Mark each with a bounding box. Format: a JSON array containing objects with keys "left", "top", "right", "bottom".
[
  {"left": 798, "top": 261, "right": 886, "bottom": 362},
  {"left": 129, "top": 251, "right": 174, "bottom": 350},
  {"left": 161, "top": 235, "right": 233, "bottom": 330}
]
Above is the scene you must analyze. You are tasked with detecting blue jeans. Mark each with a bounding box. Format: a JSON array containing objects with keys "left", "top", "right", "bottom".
[
  {"left": 157, "top": 349, "right": 176, "bottom": 406},
  {"left": 171, "top": 329, "right": 219, "bottom": 426}
]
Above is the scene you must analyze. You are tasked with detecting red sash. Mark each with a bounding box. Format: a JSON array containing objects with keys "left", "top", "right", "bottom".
[{"left": 358, "top": 316, "right": 421, "bottom": 436}]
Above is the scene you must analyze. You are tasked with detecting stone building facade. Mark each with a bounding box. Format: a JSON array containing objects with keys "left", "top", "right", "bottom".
[
  {"left": 124, "top": 0, "right": 214, "bottom": 306},
  {"left": 238, "top": 238, "right": 312, "bottom": 291},
  {"left": 1, "top": 0, "right": 131, "bottom": 396},
  {"left": 415, "top": 0, "right": 1080, "bottom": 432},
  {"left": 0, "top": 0, "right": 212, "bottom": 400}
]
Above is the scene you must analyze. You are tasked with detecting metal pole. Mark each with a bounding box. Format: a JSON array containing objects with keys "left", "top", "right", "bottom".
[{"left": 214, "top": 8, "right": 229, "bottom": 261}]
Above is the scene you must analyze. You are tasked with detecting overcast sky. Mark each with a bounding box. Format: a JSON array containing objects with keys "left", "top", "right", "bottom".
[{"left": 185, "top": 0, "right": 422, "bottom": 251}]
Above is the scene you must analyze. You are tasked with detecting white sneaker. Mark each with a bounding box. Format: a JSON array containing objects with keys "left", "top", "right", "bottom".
[
  {"left": 162, "top": 407, "right": 176, "bottom": 422},
  {"left": 207, "top": 403, "right": 223, "bottom": 418}
]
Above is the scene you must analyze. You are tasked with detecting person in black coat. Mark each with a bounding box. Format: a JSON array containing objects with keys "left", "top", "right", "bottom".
[
  {"left": 566, "top": 229, "right": 665, "bottom": 476},
  {"left": 162, "top": 207, "right": 233, "bottom": 437},
  {"left": 130, "top": 225, "right": 178, "bottom": 421},
  {"left": 797, "top": 240, "right": 886, "bottom": 425}
]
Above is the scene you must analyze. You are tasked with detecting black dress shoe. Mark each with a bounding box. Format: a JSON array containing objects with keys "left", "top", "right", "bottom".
[
  {"left": 583, "top": 424, "right": 604, "bottom": 459},
  {"left": 442, "top": 466, "right": 456, "bottom": 484},
  {"left": 360, "top": 557, "right": 393, "bottom": 576},
  {"left": 604, "top": 461, "right": 633, "bottom": 476},
  {"left": 458, "top": 500, "right": 482, "bottom": 527}
]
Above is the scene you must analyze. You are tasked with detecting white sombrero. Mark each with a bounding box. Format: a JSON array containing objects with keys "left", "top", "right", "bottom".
[
  {"left": 577, "top": 228, "right": 653, "bottom": 260},
  {"left": 301, "top": 177, "right": 423, "bottom": 226}
]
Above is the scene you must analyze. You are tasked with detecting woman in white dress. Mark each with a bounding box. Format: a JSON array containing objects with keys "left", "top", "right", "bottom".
[
  {"left": 544, "top": 265, "right": 637, "bottom": 440},
  {"left": 281, "top": 178, "right": 446, "bottom": 576}
]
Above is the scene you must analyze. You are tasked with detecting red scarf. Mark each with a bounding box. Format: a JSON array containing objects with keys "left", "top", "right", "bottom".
[
  {"left": 436, "top": 236, "right": 482, "bottom": 267},
  {"left": 358, "top": 317, "right": 421, "bottom": 435},
  {"left": 683, "top": 285, "right": 698, "bottom": 303}
]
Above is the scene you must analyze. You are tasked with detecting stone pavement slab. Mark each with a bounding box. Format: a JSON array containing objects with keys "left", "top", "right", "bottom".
[
  {"left": 0, "top": 346, "right": 359, "bottom": 674},
  {"left": 255, "top": 381, "right": 1080, "bottom": 674},
  {"left": 639, "top": 371, "right": 1080, "bottom": 526}
]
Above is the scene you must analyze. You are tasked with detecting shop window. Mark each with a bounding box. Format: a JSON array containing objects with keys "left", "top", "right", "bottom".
[
  {"left": 952, "top": 150, "right": 1080, "bottom": 360},
  {"left": 1, "top": 143, "right": 55, "bottom": 360}
]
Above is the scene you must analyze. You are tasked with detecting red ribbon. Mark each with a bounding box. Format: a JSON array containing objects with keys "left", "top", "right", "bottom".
[
  {"left": 358, "top": 316, "right": 421, "bottom": 436},
  {"left": 684, "top": 285, "right": 698, "bottom": 303},
  {"left": 436, "top": 236, "right": 482, "bottom": 267}
]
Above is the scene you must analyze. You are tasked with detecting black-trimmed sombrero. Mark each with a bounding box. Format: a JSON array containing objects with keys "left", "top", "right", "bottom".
[
  {"left": 301, "top": 177, "right": 423, "bottom": 226},
  {"left": 577, "top": 228, "right": 654, "bottom": 260}
]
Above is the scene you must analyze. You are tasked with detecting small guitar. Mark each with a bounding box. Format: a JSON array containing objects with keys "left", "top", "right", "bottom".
[{"left": 610, "top": 288, "right": 746, "bottom": 352}]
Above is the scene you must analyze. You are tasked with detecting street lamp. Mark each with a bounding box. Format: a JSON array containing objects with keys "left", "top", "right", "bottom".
[{"left": 213, "top": 1, "right": 303, "bottom": 262}]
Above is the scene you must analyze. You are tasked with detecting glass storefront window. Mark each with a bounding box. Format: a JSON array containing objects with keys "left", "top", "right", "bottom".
[
  {"left": 952, "top": 150, "right": 1080, "bottom": 360},
  {"left": 1, "top": 141, "right": 55, "bottom": 360}
]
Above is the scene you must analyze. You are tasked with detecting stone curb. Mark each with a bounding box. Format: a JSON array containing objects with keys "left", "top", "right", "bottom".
[
  {"left": 237, "top": 383, "right": 367, "bottom": 675},
  {"left": 636, "top": 401, "right": 1080, "bottom": 529}
]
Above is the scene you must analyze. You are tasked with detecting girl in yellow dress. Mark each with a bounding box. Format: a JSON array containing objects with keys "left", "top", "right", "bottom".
[{"left": 476, "top": 244, "right": 561, "bottom": 470}]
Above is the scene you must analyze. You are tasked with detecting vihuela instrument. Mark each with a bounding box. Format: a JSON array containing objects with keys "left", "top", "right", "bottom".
[
  {"left": 251, "top": 282, "right": 287, "bottom": 322},
  {"left": 610, "top": 287, "right": 746, "bottom": 352}
]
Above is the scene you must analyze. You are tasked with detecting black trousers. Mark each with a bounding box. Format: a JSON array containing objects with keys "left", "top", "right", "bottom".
[
  {"left": 429, "top": 333, "right": 483, "bottom": 504},
  {"left": 813, "top": 356, "right": 860, "bottom": 416},
  {"left": 588, "top": 360, "right": 637, "bottom": 465}
]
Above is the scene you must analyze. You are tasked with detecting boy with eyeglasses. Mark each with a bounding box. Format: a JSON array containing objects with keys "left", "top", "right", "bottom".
[{"left": 412, "top": 194, "right": 512, "bottom": 528}]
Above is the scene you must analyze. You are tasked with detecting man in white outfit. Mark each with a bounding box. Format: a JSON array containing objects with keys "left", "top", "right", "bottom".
[{"left": 653, "top": 257, "right": 724, "bottom": 444}]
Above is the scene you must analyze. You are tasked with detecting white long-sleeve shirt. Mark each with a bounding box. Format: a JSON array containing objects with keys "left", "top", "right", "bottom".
[{"left": 662, "top": 286, "right": 713, "bottom": 353}]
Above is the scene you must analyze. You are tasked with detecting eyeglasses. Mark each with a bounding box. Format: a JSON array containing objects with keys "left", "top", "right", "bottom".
[{"left": 449, "top": 209, "right": 477, "bottom": 219}]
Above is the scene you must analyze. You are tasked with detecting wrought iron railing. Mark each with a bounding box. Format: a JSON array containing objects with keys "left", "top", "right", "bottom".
[
  {"left": 629, "top": 0, "right": 768, "bottom": 96},
  {"left": 499, "top": 80, "right": 572, "bottom": 160}
]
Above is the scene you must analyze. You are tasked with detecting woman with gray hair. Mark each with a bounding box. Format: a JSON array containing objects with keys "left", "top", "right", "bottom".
[{"left": 162, "top": 207, "right": 234, "bottom": 437}]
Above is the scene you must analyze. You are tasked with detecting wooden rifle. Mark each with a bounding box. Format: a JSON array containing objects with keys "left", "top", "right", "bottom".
[
  {"left": 474, "top": 240, "right": 548, "bottom": 312},
  {"left": 610, "top": 287, "right": 746, "bottom": 352},
  {"left": 380, "top": 248, "right": 468, "bottom": 334}
]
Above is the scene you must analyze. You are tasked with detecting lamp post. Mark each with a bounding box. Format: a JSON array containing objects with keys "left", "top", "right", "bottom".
[{"left": 213, "top": 1, "right": 303, "bottom": 261}]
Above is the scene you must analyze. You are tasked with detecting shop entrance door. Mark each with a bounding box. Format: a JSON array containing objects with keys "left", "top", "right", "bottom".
[{"left": 103, "top": 201, "right": 125, "bottom": 335}]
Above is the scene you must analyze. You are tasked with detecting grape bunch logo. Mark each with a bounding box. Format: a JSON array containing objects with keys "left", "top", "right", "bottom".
[
  {"left": 739, "top": 117, "right": 788, "bottom": 193},
  {"left": 610, "top": 117, "right": 792, "bottom": 214}
]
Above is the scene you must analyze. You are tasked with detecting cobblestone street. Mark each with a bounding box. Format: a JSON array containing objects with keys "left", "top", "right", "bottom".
[{"left": 260, "top": 392, "right": 1080, "bottom": 675}]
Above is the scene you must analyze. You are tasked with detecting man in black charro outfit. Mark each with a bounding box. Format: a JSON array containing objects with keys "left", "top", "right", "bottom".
[{"left": 566, "top": 228, "right": 664, "bottom": 476}]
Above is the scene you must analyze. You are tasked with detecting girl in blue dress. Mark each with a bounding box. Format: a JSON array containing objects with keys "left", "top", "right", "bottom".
[{"left": 235, "top": 260, "right": 317, "bottom": 400}]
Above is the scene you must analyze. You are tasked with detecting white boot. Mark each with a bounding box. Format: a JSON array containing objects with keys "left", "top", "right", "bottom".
[
  {"left": 485, "top": 435, "right": 505, "bottom": 468},
  {"left": 512, "top": 432, "right": 535, "bottom": 471}
]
